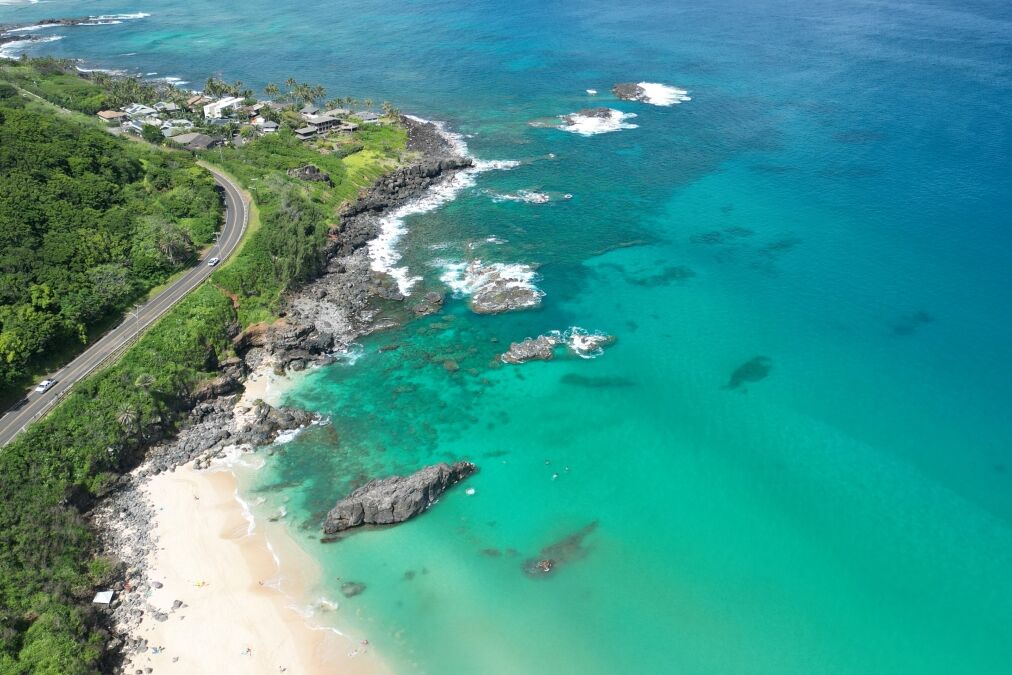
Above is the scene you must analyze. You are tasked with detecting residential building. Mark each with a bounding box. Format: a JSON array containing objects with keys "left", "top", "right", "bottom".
[
  {"left": 202, "top": 96, "right": 245, "bottom": 119},
  {"left": 123, "top": 103, "right": 157, "bottom": 118},
  {"left": 294, "top": 126, "right": 318, "bottom": 141},
  {"left": 304, "top": 114, "right": 340, "bottom": 133},
  {"left": 96, "top": 110, "right": 128, "bottom": 122},
  {"left": 355, "top": 111, "right": 380, "bottom": 122},
  {"left": 171, "top": 132, "right": 224, "bottom": 151},
  {"left": 154, "top": 102, "right": 181, "bottom": 114}
]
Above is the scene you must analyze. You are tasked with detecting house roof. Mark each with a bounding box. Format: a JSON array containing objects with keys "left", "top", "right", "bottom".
[
  {"left": 300, "top": 104, "right": 320, "bottom": 114},
  {"left": 355, "top": 110, "right": 379, "bottom": 120},
  {"left": 305, "top": 114, "right": 338, "bottom": 125},
  {"left": 295, "top": 126, "right": 318, "bottom": 135},
  {"left": 97, "top": 110, "right": 127, "bottom": 120},
  {"left": 173, "top": 132, "right": 220, "bottom": 149}
]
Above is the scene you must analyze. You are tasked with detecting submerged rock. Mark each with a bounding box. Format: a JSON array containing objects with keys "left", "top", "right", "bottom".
[
  {"left": 723, "top": 356, "right": 772, "bottom": 390},
  {"left": 340, "top": 581, "right": 366, "bottom": 597},
  {"left": 323, "top": 461, "right": 478, "bottom": 535},
  {"left": 501, "top": 335, "right": 558, "bottom": 364},
  {"left": 523, "top": 522, "right": 598, "bottom": 578}
]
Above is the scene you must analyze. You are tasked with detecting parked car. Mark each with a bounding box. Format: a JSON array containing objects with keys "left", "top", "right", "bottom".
[
  {"left": 35, "top": 379, "right": 55, "bottom": 394},
  {"left": 207, "top": 257, "right": 221, "bottom": 267}
]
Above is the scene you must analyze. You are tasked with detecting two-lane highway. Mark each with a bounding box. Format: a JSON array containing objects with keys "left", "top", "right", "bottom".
[{"left": 0, "top": 166, "right": 248, "bottom": 446}]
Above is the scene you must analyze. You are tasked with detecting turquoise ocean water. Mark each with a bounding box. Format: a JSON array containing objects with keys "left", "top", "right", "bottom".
[{"left": 5, "top": 0, "right": 1012, "bottom": 672}]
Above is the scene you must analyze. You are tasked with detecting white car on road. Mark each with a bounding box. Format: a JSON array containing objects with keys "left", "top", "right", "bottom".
[
  {"left": 207, "top": 257, "right": 221, "bottom": 267},
  {"left": 35, "top": 379, "right": 55, "bottom": 394}
]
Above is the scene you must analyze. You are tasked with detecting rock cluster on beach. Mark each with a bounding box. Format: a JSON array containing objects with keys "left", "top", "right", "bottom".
[
  {"left": 140, "top": 398, "right": 313, "bottom": 476},
  {"left": 323, "top": 461, "right": 478, "bottom": 535}
]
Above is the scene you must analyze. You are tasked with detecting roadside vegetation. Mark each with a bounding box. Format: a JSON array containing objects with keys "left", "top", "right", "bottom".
[
  {"left": 0, "top": 81, "right": 221, "bottom": 401},
  {"left": 0, "top": 57, "right": 409, "bottom": 673}
]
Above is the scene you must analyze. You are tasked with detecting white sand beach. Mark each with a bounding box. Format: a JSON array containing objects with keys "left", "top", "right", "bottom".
[{"left": 122, "top": 460, "right": 388, "bottom": 675}]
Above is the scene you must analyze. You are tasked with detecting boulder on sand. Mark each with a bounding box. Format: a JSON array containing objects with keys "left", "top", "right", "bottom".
[{"left": 323, "top": 461, "right": 478, "bottom": 534}]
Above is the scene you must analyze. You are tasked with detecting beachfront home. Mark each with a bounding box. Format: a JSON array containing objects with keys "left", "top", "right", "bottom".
[
  {"left": 171, "top": 132, "right": 223, "bottom": 151},
  {"left": 96, "top": 110, "right": 128, "bottom": 122},
  {"left": 300, "top": 104, "right": 320, "bottom": 119},
  {"left": 154, "top": 101, "right": 181, "bottom": 114},
  {"left": 295, "top": 126, "right": 318, "bottom": 141},
  {"left": 304, "top": 114, "right": 341, "bottom": 133},
  {"left": 355, "top": 110, "right": 380, "bottom": 122},
  {"left": 203, "top": 96, "right": 245, "bottom": 119},
  {"left": 339, "top": 121, "right": 359, "bottom": 133},
  {"left": 123, "top": 103, "right": 157, "bottom": 118}
]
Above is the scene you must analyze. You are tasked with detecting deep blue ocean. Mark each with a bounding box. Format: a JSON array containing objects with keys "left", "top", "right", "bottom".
[{"left": 4, "top": 0, "right": 1012, "bottom": 672}]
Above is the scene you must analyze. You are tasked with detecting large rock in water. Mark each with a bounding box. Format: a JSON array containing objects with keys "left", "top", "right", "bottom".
[
  {"left": 612, "top": 83, "right": 648, "bottom": 102},
  {"left": 323, "top": 461, "right": 477, "bottom": 534},
  {"left": 500, "top": 335, "right": 558, "bottom": 364}
]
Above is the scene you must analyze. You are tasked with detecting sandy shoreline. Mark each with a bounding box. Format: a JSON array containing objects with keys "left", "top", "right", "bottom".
[{"left": 123, "top": 459, "right": 389, "bottom": 675}]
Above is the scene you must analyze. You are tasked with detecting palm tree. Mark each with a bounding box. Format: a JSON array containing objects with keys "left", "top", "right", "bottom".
[
  {"left": 364, "top": 98, "right": 373, "bottom": 110},
  {"left": 265, "top": 82, "right": 280, "bottom": 99},
  {"left": 134, "top": 373, "right": 156, "bottom": 391},
  {"left": 116, "top": 405, "right": 138, "bottom": 433}
]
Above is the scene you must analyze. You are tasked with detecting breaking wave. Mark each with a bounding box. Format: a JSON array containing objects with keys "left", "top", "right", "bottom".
[
  {"left": 367, "top": 116, "right": 518, "bottom": 296},
  {"left": 558, "top": 109, "right": 638, "bottom": 136}
]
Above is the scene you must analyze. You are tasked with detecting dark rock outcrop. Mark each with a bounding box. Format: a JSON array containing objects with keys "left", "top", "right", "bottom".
[
  {"left": 501, "top": 335, "right": 557, "bottom": 364},
  {"left": 323, "top": 461, "right": 477, "bottom": 534},
  {"left": 469, "top": 277, "right": 543, "bottom": 314},
  {"left": 612, "top": 83, "right": 647, "bottom": 102},
  {"left": 287, "top": 165, "right": 333, "bottom": 185},
  {"left": 411, "top": 291, "right": 444, "bottom": 316}
]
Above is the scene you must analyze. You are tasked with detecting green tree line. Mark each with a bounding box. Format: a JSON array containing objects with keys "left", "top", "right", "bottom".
[{"left": 0, "top": 87, "right": 221, "bottom": 395}]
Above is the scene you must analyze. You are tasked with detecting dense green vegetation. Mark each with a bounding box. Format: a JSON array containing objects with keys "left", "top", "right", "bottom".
[
  {"left": 0, "top": 85, "right": 221, "bottom": 396},
  {"left": 0, "top": 58, "right": 187, "bottom": 115},
  {"left": 0, "top": 60, "right": 410, "bottom": 673},
  {"left": 212, "top": 124, "right": 407, "bottom": 323}
]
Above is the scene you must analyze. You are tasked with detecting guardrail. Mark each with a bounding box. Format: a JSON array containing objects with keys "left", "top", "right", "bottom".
[{"left": 2, "top": 168, "right": 249, "bottom": 444}]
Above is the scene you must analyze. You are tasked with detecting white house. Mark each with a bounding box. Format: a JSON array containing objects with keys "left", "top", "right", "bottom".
[{"left": 202, "top": 96, "right": 245, "bottom": 119}]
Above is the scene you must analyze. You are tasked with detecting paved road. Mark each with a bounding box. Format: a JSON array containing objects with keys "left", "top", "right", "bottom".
[{"left": 0, "top": 166, "right": 248, "bottom": 446}]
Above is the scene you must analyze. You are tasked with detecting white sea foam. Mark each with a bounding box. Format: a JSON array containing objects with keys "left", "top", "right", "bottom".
[
  {"left": 5, "top": 24, "right": 58, "bottom": 33},
  {"left": 438, "top": 260, "right": 544, "bottom": 307},
  {"left": 635, "top": 82, "right": 691, "bottom": 106},
  {"left": 586, "top": 89, "right": 598, "bottom": 95},
  {"left": 366, "top": 116, "right": 519, "bottom": 296},
  {"left": 558, "top": 326, "right": 614, "bottom": 358},
  {"left": 75, "top": 65, "right": 127, "bottom": 75},
  {"left": 89, "top": 12, "right": 152, "bottom": 21},
  {"left": 559, "top": 108, "right": 638, "bottom": 136},
  {"left": 330, "top": 342, "right": 365, "bottom": 365},
  {"left": 0, "top": 35, "right": 63, "bottom": 59},
  {"left": 233, "top": 488, "right": 257, "bottom": 536},
  {"left": 487, "top": 189, "right": 551, "bottom": 204}
]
